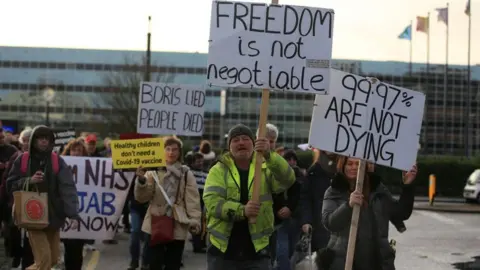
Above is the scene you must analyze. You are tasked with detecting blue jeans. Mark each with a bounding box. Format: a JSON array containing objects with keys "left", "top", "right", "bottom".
[
  {"left": 130, "top": 208, "right": 150, "bottom": 266},
  {"left": 275, "top": 219, "right": 300, "bottom": 270}
]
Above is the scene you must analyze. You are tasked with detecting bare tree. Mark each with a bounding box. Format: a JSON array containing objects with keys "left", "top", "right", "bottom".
[{"left": 99, "top": 58, "right": 175, "bottom": 135}]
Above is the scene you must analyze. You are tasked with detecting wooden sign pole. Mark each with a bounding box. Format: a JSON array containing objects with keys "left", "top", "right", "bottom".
[
  {"left": 250, "top": 88, "right": 270, "bottom": 224},
  {"left": 249, "top": 0, "right": 279, "bottom": 225},
  {"left": 344, "top": 159, "right": 367, "bottom": 270}
]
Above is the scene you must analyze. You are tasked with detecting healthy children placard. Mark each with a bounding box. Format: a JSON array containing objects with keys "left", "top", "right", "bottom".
[
  {"left": 110, "top": 137, "right": 165, "bottom": 169},
  {"left": 308, "top": 69, "right": 425, "bottom": 171},
  {"left": 60, "top": 157, "right": 135, "bottom": 240},
  {"left": 207, "top": 1, "right": 334, "bottom": 94}
]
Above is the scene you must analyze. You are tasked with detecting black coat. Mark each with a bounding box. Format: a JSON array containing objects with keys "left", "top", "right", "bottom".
[
  {"left": 322, "top": 173, "right": 414, "bottom": 270},
  {"left": 299, "top": 162, "right": 333, "bottom": 251},
  {"left": 272, "top": 166, "right": 302, "bottom": 225}
]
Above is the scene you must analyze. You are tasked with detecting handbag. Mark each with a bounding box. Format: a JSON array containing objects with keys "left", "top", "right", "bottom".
[
  {"left": 149, "top": 168, "right": 190, "bottom": 246},
  {"left": 150, "top": 214, "right": 175, "bottom": 246}
]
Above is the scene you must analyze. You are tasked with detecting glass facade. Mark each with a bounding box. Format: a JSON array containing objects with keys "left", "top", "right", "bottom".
[{"left": 0, "top": 46, "right": 479, "bottom": 155}]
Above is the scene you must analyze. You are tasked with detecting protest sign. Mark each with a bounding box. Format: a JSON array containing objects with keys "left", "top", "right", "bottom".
[
  {"left": 110, "top": 137, "right": 165, "bottom": 169},
  {"left": 137, "top": 82, "right": 206, "bottom": 136},
  {"left": 308, "top": 69, "right": 425, "bottom": 171},
  {"left": 53, "top": 129, "right": 76, "bottom": 153},
  {"left": 60, "top": 157, "right": 135, "bottom": 240},
  {"left": 207, "top": 1, "right": 334, "bottom": 94}
]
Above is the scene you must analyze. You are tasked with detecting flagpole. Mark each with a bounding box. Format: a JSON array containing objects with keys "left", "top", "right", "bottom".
[
  {"left": 427, "top": 12, "right": 430, "bottom": 75},
  {"left": 443, "top": 3, "right": 449, "bottom": 153},
  {"left": 466, "top": 1, "right": 472, "bottom": 157},
  {"left": 427, "top": 12, "right": 433, "bottom": 154},
  {"left": 409, "top": 20, "right": 413, "bottom": 77}
]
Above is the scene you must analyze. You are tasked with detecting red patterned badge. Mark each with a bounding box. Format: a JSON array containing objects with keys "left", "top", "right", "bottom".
[{"left": 25, "top": 199, "right": 45, "bottom": 221}]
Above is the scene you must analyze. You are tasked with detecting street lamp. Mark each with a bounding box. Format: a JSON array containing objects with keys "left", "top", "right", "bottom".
[
  {"left": 43, "top": 87, "right": 55, "bottom": 126},
  {"left": 219, "top": 89, "right": 227, "bottom": 147}
]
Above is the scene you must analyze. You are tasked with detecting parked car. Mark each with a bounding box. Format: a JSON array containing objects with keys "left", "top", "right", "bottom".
[{"left": 463, "top": 169, "right": 480, "bottom": 203}]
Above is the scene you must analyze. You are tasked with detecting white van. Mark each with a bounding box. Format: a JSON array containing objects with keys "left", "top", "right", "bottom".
[{"left": 463, "top": 169, "right": 480, "bottom": 203}]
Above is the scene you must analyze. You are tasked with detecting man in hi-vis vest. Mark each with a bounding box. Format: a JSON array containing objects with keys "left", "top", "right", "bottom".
[{"left": 203, "top": 124, "right": 295, "bottom": 270}]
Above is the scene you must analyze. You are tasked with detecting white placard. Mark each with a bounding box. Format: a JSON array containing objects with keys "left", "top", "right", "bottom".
[
  {"left": 137, "top": 82, "right": 205, "bottom": 136},
  {"left": 207, "top": 1, "right": 334, "bottom": 94},
  {"left": 60, "top": 157, "right": 134, "bottom": 240},
  {"left": 308, "top": 69, "right": 425, "bottom": 171}
]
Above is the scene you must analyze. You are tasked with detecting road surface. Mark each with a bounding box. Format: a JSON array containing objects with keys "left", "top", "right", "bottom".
[
  {"left": 391, "top": 210, "right": 480, "bottom": 269},
  {"left": 4, "top": 209, "right": 479, "bottom": 270}
]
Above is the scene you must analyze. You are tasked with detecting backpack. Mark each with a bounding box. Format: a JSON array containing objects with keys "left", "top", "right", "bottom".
[{"left": 20, "top": 152, "right": 60, "bottom": 175}]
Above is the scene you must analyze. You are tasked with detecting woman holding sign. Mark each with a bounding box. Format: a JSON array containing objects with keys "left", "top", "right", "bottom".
[
  {"left": 318, "top": 157, "right": 417, "bottom": 270},
  {"left": 61, "top": 138, "right": 89, "bottom": 270},
  {"left": 134, "top": 137, "right": 202, "bottom": 270}
]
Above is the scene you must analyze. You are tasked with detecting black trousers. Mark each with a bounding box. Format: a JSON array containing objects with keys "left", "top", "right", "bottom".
[
  {"left": 122, "top": 203, "right": 131, "bottom": 229},
  {"left": 63, "top": 239, "right": 85, "bottom": 270},
  {"left": 149, "top": 240, "right": 185, "bottom": 270},
  {"left": 3, "top": 223, "right": 22, "bottom": 259},
  {"left": 192, "top": 198, "right": 206, "bottom": 251}
]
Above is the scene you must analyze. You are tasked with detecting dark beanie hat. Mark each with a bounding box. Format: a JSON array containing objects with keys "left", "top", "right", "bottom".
[
  {"left": 227, "top": 124, "right": 254, "bottom": 147},
  {"left": 283, "top": 149, "right": 298, "bottom": 162}
]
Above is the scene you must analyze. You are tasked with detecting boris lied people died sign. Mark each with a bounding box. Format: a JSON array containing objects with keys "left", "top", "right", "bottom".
[
  {"left": 137, "top": 82, "right": 206, "bottom": 136},
  {"left": 207, "top": 1, "right": 334, "bottom": 94},
  {"left": 308, "top": 69, "right": 425, "bottom": 171}
]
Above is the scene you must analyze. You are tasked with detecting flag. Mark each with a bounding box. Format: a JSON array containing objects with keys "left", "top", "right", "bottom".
[
  {"left": 436, "top": 7, "right": 448, "bottom": 25},
  {"left": 465, "top": 0, "right": 471, "bottom": 16},
  {"left": 416, "top": 16, "right": 429, "bottom": 33},
  {"left": 398, "top": 25, "right": 412, "bottom": 40}
]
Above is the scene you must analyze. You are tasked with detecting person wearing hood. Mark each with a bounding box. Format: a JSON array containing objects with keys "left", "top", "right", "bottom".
[{"left": 7, "top": 125, "right": 80, "bottom": 270}]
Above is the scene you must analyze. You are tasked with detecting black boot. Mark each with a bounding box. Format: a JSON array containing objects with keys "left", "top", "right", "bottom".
[{"left": 127, "top": 260, "right": 139, "bottom": 270}]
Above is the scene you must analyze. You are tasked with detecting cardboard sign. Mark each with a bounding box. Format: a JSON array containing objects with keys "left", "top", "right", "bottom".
[
  {"left": 110, "top": 137, "right": 165, "bottom": 169},
  {"left": 53, "top": 129, "right": 76, "bottom": 153},
  {"left": 137, "top": 82, "right": 206, "bottom": 136},
  {"left": 207, "top": 1, "right": 334, "bottom": 94},
  {"left": 308, "top": 69, "right": 425, "bottom": 171},
  {"left": 60, "top": 157, "right": 134, "bottom": 240}
]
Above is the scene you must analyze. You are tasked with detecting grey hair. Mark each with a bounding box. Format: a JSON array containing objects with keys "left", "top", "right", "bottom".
[
  {"left": 19, "top": 127, "right": 33, "bottom": 144},
  {"left": 257, "top": 123, "right": 279, "bottom": 141}
]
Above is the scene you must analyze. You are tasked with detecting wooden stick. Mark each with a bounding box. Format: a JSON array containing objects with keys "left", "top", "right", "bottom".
[
  {"left": 249, "top": 89, "right": 270, "bottom": 224},
  {"left": 249, "top": 0, "right": 278, "bottom": 224},
  {"left": 344, "top": 160, "right": 367, "bottom": 270}
]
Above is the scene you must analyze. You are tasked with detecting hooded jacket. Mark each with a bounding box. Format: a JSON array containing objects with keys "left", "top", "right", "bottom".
[{"left": 7, "top": 125, "right": 80, "bottom": 229}]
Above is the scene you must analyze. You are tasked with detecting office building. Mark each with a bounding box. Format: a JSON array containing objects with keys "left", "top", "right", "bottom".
[{"left": 0, "top": 46, "right": 478, "bottom": 155}]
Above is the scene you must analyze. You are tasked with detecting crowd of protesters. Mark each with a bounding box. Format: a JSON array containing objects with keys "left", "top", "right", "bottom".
[{"left": 0, "top": 122, "right": 417, "bottom": 270}]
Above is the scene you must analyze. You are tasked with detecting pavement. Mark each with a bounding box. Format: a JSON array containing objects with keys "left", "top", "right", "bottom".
[
  {"left": 0, "top": 239, "right": 11, "bottom": 270},
  {"left": 412, "top": 196, "right": 465, "bottom": 203},
  {"left": 81, "top": 233, "right": 207, "bottom": 270},
  {"left": 411, "top": 196, "right": 480, "bottom": 213}
]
